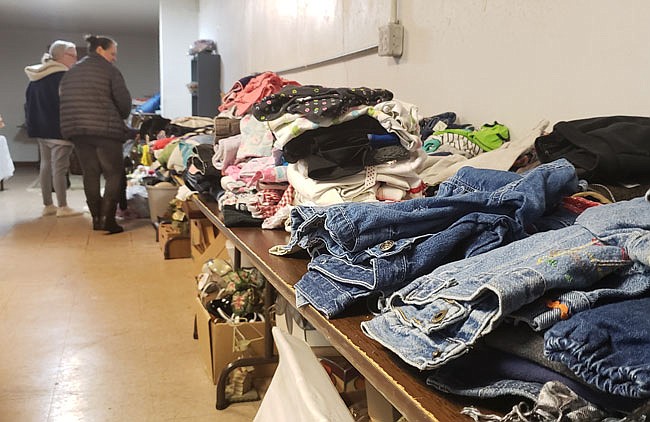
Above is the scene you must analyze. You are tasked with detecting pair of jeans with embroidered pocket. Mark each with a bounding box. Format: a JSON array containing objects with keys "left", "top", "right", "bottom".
[
  {"left": 360, "top": 196, "right": 650, "bottom": 372},
  {"left": 278, "top": 159, "right": 580, "bottom": 318}
]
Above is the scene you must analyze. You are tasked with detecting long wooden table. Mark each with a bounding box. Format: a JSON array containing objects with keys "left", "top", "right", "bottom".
[{"left": 191, "top": 194, "right": 503, "bottom": 422}]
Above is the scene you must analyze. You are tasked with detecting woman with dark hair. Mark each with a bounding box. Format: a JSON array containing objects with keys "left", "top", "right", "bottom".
[{"left": 59, "top": 34, "right": 132, "bottom": 234}]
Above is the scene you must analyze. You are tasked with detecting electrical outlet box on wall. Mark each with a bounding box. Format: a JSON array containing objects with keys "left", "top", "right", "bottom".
[{"left": 378, "top": 22, "right": 404, "bottom": 57}]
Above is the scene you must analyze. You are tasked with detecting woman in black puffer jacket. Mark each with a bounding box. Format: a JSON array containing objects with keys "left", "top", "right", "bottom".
[{"left": 60, "top": 34, "right": 132, "bottom": 234}]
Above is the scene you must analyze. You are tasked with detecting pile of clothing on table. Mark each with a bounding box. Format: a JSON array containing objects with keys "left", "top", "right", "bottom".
[
  {"left": 171, "top": 74, "right": 431, "bottom": 228},
  {"left": 213, "top": 77, "right": 524, "bottom": 229},
  {"left": 147, "top": 71, "right": 523, "bottom": 231},
  {"left": 270, "top": 116, "right": 650, "bottom": 421},
  {"left": 140, "top": 115, "right": 220, "bottom": 195}
]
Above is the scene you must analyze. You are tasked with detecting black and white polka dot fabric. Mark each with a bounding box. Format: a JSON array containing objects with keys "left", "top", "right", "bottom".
[{"left": 253, "top": 85, "right": 393, "bottom": 123}]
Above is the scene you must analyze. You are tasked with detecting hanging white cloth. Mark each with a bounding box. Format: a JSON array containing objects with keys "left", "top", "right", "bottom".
[
  {"left": 254, "top": 327, "right": 353, "bottom": 422},
  {"left": 0, "top": 136, "right": 15, "bottom": 182}
]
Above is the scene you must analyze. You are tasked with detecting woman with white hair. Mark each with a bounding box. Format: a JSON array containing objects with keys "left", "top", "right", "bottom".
[{"left": 24, "top": 40, "right": 82, "bottom": 218}]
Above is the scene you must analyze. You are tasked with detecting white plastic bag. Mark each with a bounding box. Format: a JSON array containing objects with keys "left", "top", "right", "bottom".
[{"left": 254, "top": 327, "right": 353, "bottom": 422}]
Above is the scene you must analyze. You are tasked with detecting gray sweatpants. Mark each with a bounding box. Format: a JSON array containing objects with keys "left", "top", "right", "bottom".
[{"left": 38, "top": 138, "right": 74, "bottom": 207}]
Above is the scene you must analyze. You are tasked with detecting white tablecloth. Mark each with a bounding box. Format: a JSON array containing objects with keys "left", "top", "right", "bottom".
[{"left": 0, "top": 135, "right": 15, "bottom": 181}]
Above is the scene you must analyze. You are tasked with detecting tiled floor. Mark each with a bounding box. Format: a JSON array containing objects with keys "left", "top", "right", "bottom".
[{"left": 0, "top": 167, "right": 259, "bottom": 421}]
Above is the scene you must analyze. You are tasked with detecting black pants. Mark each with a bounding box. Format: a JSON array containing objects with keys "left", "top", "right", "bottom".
[{"left": 72, "top": 136, "right": 123, "bottom": 224}]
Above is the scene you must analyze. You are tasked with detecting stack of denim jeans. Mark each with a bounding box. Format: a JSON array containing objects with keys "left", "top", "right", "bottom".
[
  {"left": 361, "top": 197, "right": 650, "bottom": 371},
  {"left": 274, "top": 159, "right": 580, "bottom": 318}
]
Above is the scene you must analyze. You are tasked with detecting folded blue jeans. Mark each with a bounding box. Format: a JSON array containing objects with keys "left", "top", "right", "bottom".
[
  {"left": 362, "top": 197, "right": 650, "bottom": 370},
  {"left": 545, "top": 296, "right": 650, "bottom": 398},
  {"left": 284, "top": 159, "right": 577, "bottom": 258},
  {"left": 277, "top": 159, "right": 579, "bottom": 317}
]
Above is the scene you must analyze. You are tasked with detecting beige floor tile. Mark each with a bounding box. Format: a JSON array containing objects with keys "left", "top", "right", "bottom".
[
  {"left": 41, "top": 239, "right": 89, "bottom": 250},
  {"left": 0, "top": 318, "right": 70, "bottom": 348},
  {"left": 48, "top": 383, "right": 155, "bottom": 422},
  {"left": 148, "top": 378, "right": 240, "bottom": 420},
  {"left": 0, "top": 394, "right": 53, "bottom": 422},
  {"left": 0, "top": 361, "right": 61, "bottom": 400},
  {"left": 54, "top": 360, "right": 151, "bottom": 395}
]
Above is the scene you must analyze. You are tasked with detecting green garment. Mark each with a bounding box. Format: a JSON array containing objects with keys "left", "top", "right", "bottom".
[
  {"left": 433, "top": 122, "right": 509, "bottom": 152},
  {"left": 157, "top": 139, "right": 180, "bottom": 167}
]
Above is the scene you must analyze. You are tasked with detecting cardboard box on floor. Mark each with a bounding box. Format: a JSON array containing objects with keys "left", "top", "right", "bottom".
[
  {"left": 188, "top": 217, "right": 232, "bottom": 274},
  {"left": 158, "top": 222, "right": 191, "bottom": 259},
  {"left": 190, "top": 218, "right": 222, "bottom": 261},
  {"left": 194, "top": 297, "right": 275, "bottom": 384}
]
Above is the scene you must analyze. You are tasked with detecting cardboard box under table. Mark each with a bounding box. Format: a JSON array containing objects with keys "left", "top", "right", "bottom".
[
  {"left": 190, "top": 217, "right": 228, "bottom": 263},
  {"left": 194, "top": 297, "right": 275, "bottom": 385},
  {"left": 158, "top": 222, "right": 190, "bottom": 259}
]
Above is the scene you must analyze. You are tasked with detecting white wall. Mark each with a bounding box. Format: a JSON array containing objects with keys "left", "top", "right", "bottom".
[
  {"left": 194, "top": 0, "right": 650, "bottom": 140},
  {"left": 159, "top": 0, "right": 198, "bottom": 119},
  {"left": 197, "top": 0, "right": 388, "bottom": 100},
  {"left": 0, "top": 27, "right": 158, "bottom": 162}
]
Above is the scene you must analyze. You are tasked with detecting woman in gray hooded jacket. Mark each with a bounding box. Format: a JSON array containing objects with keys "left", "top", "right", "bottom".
[{"left": 59, "top": 34, "right": 132, "bottom": 234}]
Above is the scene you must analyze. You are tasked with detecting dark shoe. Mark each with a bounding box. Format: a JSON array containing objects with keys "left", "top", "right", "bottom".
[
  {"left": 92, "top": 216, "right": 103, "bottom": 231},
  {"left": 103, "top": 221, "right": 124, "bottom": 234},
  {"left": 100, "top": 198, "right": 121, "bottom": 233},
  {"left": 87, "top": 200, "right": 101, "bottom": 222}
]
